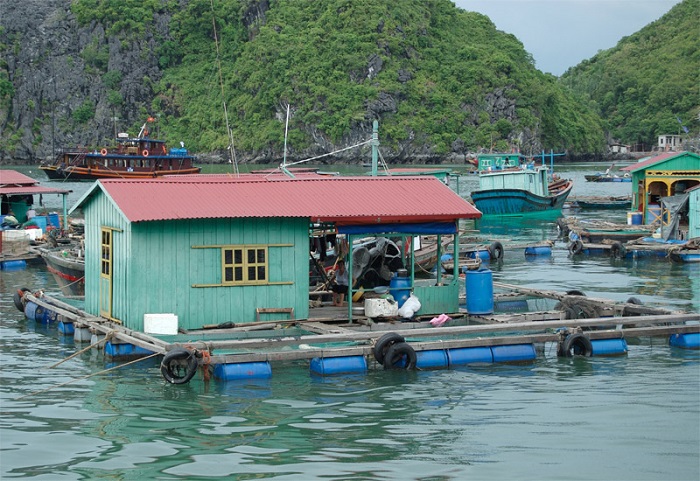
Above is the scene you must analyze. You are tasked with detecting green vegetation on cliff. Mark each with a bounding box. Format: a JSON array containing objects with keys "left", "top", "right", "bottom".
[
  {"left": 66, "top": 0, "right": 605, "bottom": 158},
  {"left": 560, "top": 0, "right": 699, "bottom": 148}
]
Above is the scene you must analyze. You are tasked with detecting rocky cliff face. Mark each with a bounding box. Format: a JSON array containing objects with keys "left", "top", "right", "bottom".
[
  {"left": 0, "top": 0, "right": 169, "bottom": 162},
  {"left": 0, "top": 1, "right": 555, "bottom": 164}
]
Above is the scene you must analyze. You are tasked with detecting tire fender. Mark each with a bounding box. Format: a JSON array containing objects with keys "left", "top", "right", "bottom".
[
  {"left": 13, "top": 287, "right": 30, "bottom": 312},
  {"left": 557, "top": 333, "right": 593, "bottom": 357},
  {"left": 383, "top": 342, "right": 417, "bottom": 370},
  {"left": 568, "top": 240, "right": 584, "bottom": 255},
  {"left": 488, "top": 241, "right": 504, "bottom": 260},
  {"left": 373, "top": 332, "right": 405, "bottom": 364},
  {"left": 160, "top": 347, "right": 199, "bottom": 384},
  {"left": 610, "top": 242, "right": 626, "bottom": 259}
]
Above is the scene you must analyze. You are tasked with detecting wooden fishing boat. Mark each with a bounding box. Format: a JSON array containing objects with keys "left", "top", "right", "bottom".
[
  {"left": 584, "top": 173, "right": 631, "bottom": 182},
  {"left": 40, "top": 243, "right": 85, "bottom": 297},
  {"left": 574, "top": 196, "right": 632, "bottom": 210},
  {"left": 470, "top": 163, "right": 573, "bottom": 216},
  {"left": 40, "top": 118, "right": 199, "bottom": 181}
]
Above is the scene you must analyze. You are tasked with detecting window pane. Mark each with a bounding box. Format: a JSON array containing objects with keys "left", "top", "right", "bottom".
[
  {"left": 248, "top": 266, "right": 256, "bottom": 280},
  {"left": 247, "top": 249, "right": 256, "bottom": 263},
  {"left": 235, "top": 267, "right": 243, "bottom": 281},
  {"left": 225, "top": 267, "right": 233, "bottom": 282},
  {"left": 234, "top": 249, "right": 242, "bottom": 264},
  {"left": 225, "top": 249, "right": 233, "bottom": 264},
  {"left": 257, "top": 249, "right": 265, "bottom": 263},
  {"left": 258, "top": 266, "right": 266, "bottom": 280}
]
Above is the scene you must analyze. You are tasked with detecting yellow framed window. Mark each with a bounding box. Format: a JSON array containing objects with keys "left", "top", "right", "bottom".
[{"left": 222, "top": 245, "right": 268, "bottom": 285}]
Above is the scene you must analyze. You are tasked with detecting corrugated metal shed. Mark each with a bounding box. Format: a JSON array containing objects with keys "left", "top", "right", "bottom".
[
  {"left": 621, "top": 152, "right": 690, "bottom": 172},
  {"left": 72, "top": 175, "right": 481, "bottom": 224},
  {"left": 0, "top": 170, "right": 71, "bottom": 196}
]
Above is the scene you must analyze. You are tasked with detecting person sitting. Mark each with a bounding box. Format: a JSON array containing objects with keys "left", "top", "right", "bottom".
[{"left": 331, "top": 259, "right": 349, "bottom": 307}]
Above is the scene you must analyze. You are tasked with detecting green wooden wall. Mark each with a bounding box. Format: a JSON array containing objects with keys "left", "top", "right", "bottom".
[{"left": 82, "top": 189, "right": 310, "bottom": 331}]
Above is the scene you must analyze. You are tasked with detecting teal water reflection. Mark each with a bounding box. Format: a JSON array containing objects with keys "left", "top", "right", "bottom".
[{"left": 1, "top": 162, "right": 698, "bottom": 480}]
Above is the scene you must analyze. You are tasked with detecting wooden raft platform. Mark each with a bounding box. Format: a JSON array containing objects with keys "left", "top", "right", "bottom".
[{"left": 21, "top": 291, "right": 700, "bottom": 367}]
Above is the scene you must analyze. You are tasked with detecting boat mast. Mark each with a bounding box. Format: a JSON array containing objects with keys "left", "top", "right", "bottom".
[{"left": 210, "top": 0, "right": 238, "bottom": 176}]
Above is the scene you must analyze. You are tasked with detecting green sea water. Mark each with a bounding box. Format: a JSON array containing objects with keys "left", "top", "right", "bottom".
[{"left": 1, "top": 163, "right": 698, "bottom": 480}]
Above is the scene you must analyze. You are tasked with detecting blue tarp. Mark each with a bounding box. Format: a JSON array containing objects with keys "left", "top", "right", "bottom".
[{"left": 337, "top": 222, "right": 456, "bottom": 235}]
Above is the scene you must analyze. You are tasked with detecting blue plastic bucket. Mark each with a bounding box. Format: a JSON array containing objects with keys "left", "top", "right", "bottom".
[
  {"left": 415, "top": 350, "right": 449, "bottom": 369},
  {"left": 32, "top": 215, "right": 48, "bottom": 231},
  {"left": 310, "top": 356, "right": 367, "bottom": 375},
  {"left": 491, "top": 344, "right": 536, "bottom": 363},
  {"left": 591, "top": 338, "right": 628, "bottom": 356},
  {"left": 465, "top": 268, "right": 493, "bottom": 314},
  {"left": 669, "top": 333, "right": 700, "bottom": 349},
  {"left": 47, "top": 213, "right": 60, "bottom": 229},
  {"left": 447, "top": 347, "right": 493, "bottom": 365},
  {"left": 524, "top": 246, "right": 552, "bottom": 256},
  {"left": 215, "top": 361, "right": 273, "bottom": 380},
  {"left": 389, "top": 273, "right": 411, "bottom": 308}
]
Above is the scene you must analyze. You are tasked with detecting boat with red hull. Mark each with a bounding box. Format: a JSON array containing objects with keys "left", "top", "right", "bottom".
[{"left": 40, "top": 119, "right": 199, "bottom": 181}]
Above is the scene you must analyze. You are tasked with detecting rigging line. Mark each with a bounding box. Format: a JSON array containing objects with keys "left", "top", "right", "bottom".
[
  {"left": 283, "top": 139, "right": 373, "bottom": 167},
  {"left": 210, "top": 0, "right": 238, "bottom": 176},
  {"left": 377, "top": 149, "right": 391, "bottom": 174}
]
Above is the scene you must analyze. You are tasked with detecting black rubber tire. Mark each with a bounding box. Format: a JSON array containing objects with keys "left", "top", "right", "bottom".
[
  {"left": 488, "top": 241, "right": 504, "bottom": 260},
  {"left": 610, "top": 242, "right": 627, "bottom": 259},
  {"left": 13, "top": 287, "right": 30, "bottom": 312},
  {"left": 568, "top": 240, "right": 584, "bottom": 255},
  {"left": 556, "top": 219, "right": 570, "bottom": 238},
  {"left": 626, "top": 296, "right": 643, "bottom": 305},
  {"left": 160, "top": 348, "right": 199, "bottom": 384},
  {"left": 565, "top": 290, "right": 586, "bottom": 296},
  {"left": 557, "top": 333, "right": 593, "bottom": 357},
  {"left": 373, "top": 332, "right": 405, "bottom": 364},
  {"left": 383, "top": 342, "right": 417, "bottom": 370}
]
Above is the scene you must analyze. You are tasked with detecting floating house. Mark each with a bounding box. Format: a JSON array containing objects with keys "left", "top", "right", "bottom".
[
  {"left": 621, "top": 151, "right": 700, "bottom": 229},
  {"left": 70, "top": 175, "right": 481, "bottom": 333},
  {"left": 1, "top": 170, "right": 71, "bottom": 225}
]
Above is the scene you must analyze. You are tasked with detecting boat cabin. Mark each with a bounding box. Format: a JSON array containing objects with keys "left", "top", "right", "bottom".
[
  {"left": 477, "top": 153, "right": 525, "bottom": 171},
  {"left": 70, "top": 175, "right": 481, "bottom": 333}
]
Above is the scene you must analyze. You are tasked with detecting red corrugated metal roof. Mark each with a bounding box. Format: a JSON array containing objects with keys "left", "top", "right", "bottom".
[
  {"left": 0, "top": 170, "right": 71, "bottom": 195},
  {"left": 87, "top": 176, "right": 481, "bottom": 224},
  {"left": 620, "top": 152, "right": 683, "bottom": 172}
]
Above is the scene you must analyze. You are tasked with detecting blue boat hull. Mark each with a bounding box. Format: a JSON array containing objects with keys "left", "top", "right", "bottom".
[{"left": 471, "top": 183, "right": 572, "bottom": 216}]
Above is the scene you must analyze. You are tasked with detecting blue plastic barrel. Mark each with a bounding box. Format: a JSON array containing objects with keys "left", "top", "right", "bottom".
[
  {"left": 524, "top": 246, "right": 552, "bottom": 256},
  {"left": 468, "top": 250, "right": 491, "bottom": 262},
  {"left": 669, "top": 333, "right": 700, "bottom": 349},
  {"left": 447, "top": 347, "right": 493, "bottom": 366},
  {"left": 416, "top": 350, "right": 449, "bottom": 369},
  {"left": 465, "top": 268, "right": 494, "bottom": 314},
  {"left": 389, "top": 272, "right": 411, "bottom": 308},
  {"left": 104, "top": 341, "right": 155, "bottom": 359},
  {"left": 33, "top": 215, "right": 48, "bottom": 231},
  {"left": 47, "top": 213, "right": 60, "bottom": 229},
  {"left": 627, "top": 212, "right": 643, "bottom": 225},
  {"left": 491, "top": 344, "right": 536, "bottom": 362},
  {"left": 590, "top": 338, "right": 628, "bottom": 356},
  {"left": 1, "top": 260, "right": 27, "bottom": 271},
  {"left": 58, "top": 321, "right": 75, "bottom": 336},
  {"left": 310, "top": 356, "right": 367, "bottom": 376},
  {"left": 24, "top": 301, "right": 39, "bottom": 321},
  {"left": 215, "top": 361, "right": 273, "bottom": 380}
]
